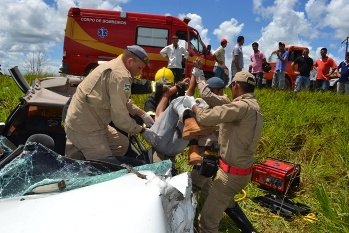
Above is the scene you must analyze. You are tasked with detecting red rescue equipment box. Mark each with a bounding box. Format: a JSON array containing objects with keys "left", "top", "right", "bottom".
[{"left": 251, "top": 158, "right": 301, "bottom": 193}]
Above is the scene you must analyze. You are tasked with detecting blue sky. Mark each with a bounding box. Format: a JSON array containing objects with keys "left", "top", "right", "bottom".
[{"left": 1, "top": 0, "right": 348, "bottom": 74}]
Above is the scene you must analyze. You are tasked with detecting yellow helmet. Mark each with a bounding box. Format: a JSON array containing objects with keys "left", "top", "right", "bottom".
[{"left": 154, "top": 67, "right": 174, "bottom": 85}]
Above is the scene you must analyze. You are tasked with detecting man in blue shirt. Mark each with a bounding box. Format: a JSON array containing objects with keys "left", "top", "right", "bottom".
[
  {"left": 336, "top": 52, "right": 349, "bottom": 95},
  {"left": 272, "top": 42, "right": 289, "bottom": 89}
]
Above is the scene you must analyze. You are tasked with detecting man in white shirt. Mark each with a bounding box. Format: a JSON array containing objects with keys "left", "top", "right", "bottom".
[{"left": 160, "top": 35, "right": 189, "bottom": 83}]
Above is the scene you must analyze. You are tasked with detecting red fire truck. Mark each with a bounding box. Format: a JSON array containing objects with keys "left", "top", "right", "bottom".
[{"left": 60, "top": 7, "right": 215, "bottom": 81}]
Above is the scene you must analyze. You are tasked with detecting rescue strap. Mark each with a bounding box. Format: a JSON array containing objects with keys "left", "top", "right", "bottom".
[{"left": 219, "top": 159, "right": 252, "bottom": 176}]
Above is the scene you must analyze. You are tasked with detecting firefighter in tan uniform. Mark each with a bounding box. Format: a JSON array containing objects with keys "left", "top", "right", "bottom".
[
  {"left": 64, "top": 45, "right": 157, "bottom": 161},
  {"left": 184, "top": 71, "right": 263, "bottom": 233},
  {"left": 186, "top": 58, "right": 230, "bottom": 198}
]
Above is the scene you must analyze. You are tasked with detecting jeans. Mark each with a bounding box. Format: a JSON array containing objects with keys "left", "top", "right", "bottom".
[
  {"left": 294, "top": 75, "right": 310, "bottom": 92},
  {"left": 337, "top": 82, "right": 349, "bottom": 95},
  {"left": 213, "top": 66, "right": 224, "bottom": 80},
  {"left": 169, "top": 68, "right": 184, "bottom": 83},
  {"left": 150, "top": 96, "right": 189, "bottom": 157},
  {"left": 231, "top": 65, "right": 238, "bottom": 80},
  {"left": 199, "top": 169, "right": 252, "bottom": 233},
  {"left": 315, "top": 79, "right": 329, "bottom": 91},
  {"left": 272, "top": 70, "right": 285, "bottom": 89},
  {"left": 253, "top": 72, "right": 264, "bottom": 88}
]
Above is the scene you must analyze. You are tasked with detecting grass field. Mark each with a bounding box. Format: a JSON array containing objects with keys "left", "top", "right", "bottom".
[{"left": 1, "top": 74, "right": 348, "bottom": 233}]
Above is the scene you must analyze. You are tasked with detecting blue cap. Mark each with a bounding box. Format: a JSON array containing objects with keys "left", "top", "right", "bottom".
[
  {"left": 207, "top": 76, "right": 225, "bottom": 89},
  {"left": 126, "top": 45, "right": 149, "bottom": 65}
]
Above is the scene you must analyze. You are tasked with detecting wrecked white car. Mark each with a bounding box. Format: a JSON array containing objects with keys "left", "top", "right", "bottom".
[
  {"left": 0, "top": 67, "right": 196, "bottom": 233},
  {"left": 0, "top": 138, "right": 195, "bottom": 233}
]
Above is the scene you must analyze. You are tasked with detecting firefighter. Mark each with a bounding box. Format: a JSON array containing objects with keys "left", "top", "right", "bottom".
[
  {"left": 144, "top": 67, "right": 189, "bottom": 120},
  {"left": 64, "top": 45, "right": 157, "bottom": 162},
  {"left": 183, "top": 71, "right": 263, "bottom": 233},
  {"left": 185, "top": 58, "right": 230, "bottom": 198}
]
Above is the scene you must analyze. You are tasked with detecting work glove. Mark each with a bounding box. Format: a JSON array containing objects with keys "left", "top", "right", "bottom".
[
  {"left": 192, "top": 67, "right": 205, "bottom": 82},
  {"left": 141, "top": 128, "right": 157, "bottom": 147},
  {"left": 183, "top": 96, "right": 197, "bottom": 109},
  {"left": 140, "top": 113, "right": 155, "bottom": 128}
]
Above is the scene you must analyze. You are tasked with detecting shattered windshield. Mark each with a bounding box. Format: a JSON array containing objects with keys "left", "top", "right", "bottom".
[
  {"left": 0, "top": 135, "right": 17, "bottom": 159},
  {"left": 0, "top": 141, "right": 171, "bottom": 199}
]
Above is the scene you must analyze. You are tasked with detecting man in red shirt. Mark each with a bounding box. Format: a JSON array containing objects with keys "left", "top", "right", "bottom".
[{"left": 314, "top": 48, "right": 337, "bottom": 91}]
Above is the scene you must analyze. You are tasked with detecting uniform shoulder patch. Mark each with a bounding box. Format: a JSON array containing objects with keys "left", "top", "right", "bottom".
[{"left": 124, "top": 83, "right": 131, "bottom": 92}]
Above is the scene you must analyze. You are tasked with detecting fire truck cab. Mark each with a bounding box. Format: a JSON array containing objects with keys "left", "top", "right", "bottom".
[{"left": 61, "top": 8, "right": 215, "bottom": 84}]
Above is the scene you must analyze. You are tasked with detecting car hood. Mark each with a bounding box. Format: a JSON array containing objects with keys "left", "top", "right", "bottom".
[{"left": 0, "top": 142, "right": 195, "bottom": 233}]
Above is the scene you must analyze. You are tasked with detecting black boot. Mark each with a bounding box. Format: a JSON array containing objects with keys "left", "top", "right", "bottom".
[{"left": 224, "top": 203, "right": 255, "bottom": 233}]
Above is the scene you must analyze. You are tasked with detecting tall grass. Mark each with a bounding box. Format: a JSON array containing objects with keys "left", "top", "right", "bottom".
[
  {"left": 0, "top": 74, "right": 39, "bottom": 120},
  {"left": 135, "top": 88, "right": 349, "bottom": 233},
  {"left": 1, "top": 74, "right": 348, "bottom": 232}
]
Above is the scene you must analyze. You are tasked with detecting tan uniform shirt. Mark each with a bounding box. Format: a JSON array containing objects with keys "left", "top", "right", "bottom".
[
  {"left": 195, "top": 93, "right": 263, "bottom": 168},
  {"left": 197, "top": 80, "right": 230, "bottom": 107},
  {"left": 65, "top": 56, "right": 143, "bottom": 136}
]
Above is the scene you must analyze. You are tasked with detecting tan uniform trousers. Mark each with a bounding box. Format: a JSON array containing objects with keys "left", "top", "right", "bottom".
[
  {"left": 154, "top": 153, "right": 212, "bottom": 204},
  {"left": 199, "top": 168, "right": 251, "bottom": 233},
  {"left": 191, "top": 169, "right": 211, "bottom": 203},
  {"left": 191, "top": 134, "right": 218, "bottom": 202},
  {"left": 65, "top": 125, "right": 129, "bottom": 160}
]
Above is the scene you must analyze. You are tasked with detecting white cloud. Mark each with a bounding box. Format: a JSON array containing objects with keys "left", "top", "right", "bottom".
[
  {"left": 0, "top": 0, "right": 129, "bottom": 74},
  {"left": 0, "top": 0, "right": 65, "bottom": 73},
  {"left": 304, "top": 0, "right": 349, "bottom": 41},
  {"left": 304, "top": 0, "right": 349, "bottom": 62},
  {"left": 70, "top": 0, "right": 127, "bottom": 10},
  {"left": 213, "top": 19, "right": 244, "bottom": 46},
  {"left": 325, "top": 0, "right": 349, "bottom": 39},
  {"left": 253, "top": 0, "right": 278, "bottom": 18},
  {"left": 305, "top": 0, "right": 327, "bottom": 25},
  {"left": 178, "top": 13, "right": 211, "bottom": 46},
  {"left": 212, "top": 19, "right": 244, "bottom": 71},
  {"left": 243, "top": 0, "right": 322, "bottom": 69}
]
